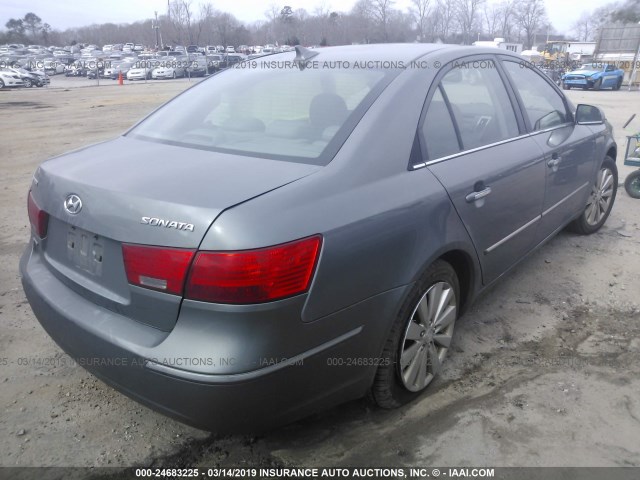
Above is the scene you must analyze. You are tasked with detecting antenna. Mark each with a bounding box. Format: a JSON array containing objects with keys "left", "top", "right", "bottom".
[{"left": 293, "top": 45, "right": 319, "bottom": 71}]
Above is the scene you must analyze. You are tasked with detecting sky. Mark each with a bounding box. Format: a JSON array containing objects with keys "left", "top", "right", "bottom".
[{"left": 1, "top": 0, "right": 607, "bottom": 37}]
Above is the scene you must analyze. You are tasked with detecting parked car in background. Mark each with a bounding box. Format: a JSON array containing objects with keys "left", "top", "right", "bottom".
[
  {"left": 206, "top": 54, "right": 224, "bottom": 70},
  {"left": 562, "top": 63, "right": 625, "bottom": 90},
  {"left": 21, "top": 45, "right": 618, "bottom": 433},
  {"left": 0, "top": 70, "right": 24, "bottom": 88},
  {"left": 127, "top": 64, "right": 153, "bottom": 80},
  {"left": 22, "top": 66, "right": 50, "bottom": 85},
  {"left": 65, "top": 63, "right": 88, "bottom": 77},
  {"left": 105, "top": 61, "right": 134, "bottom": 79},
  {"left": 151, "top": 63, "right": 185, "bottom": 79},
  {"left": 42, "top": 59, "right": 65, "bottom": 75},
  {"left": 3, "top": 67, "right": 47, "bottom": 87},
  {"left": 186, "top": 45, "right": 200, "bottom": 54},
  {"left": 225, "top": 46, "right": 235, "bottom": 53},
  {"left": 186, "top": 57, "right": 208, "bottom": 77}
]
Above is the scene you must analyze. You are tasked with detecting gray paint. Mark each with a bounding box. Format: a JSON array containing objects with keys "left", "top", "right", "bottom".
[{"left": 20, "top": 44, "right": 616, "bottom": 431}]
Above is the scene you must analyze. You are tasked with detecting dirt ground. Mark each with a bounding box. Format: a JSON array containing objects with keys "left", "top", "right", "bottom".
[{"left": 0, "top": 77, "right": 639, "bottom": 470}]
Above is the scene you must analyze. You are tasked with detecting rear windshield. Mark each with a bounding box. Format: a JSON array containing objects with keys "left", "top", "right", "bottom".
[{"left": 127, "top": 58, "right": 392, "bottom": 165}]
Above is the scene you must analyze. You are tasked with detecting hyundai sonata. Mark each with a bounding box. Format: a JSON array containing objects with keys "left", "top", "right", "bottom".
[{"left": 21, "top": 44, "right": 617, "bottom": 432}]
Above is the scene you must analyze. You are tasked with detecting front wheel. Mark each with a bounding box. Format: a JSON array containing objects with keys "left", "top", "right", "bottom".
[
  {"left": 624, "top": 170, "right": 640, "bottom": 199},
  {"left": 569, "top": 157, "right": 617, "bottom": 234},
  {"left": 614, "top": 78, "right": 622, "bottom": 90},
  {"left": 562, "top": 82, "right": 570, "bottom": 90},
  {"left": 593, "top": 78, "right": 602, "bottom": 91},
  {"left": 24, "top": 78, "right": 32, "bottom": 88},
  {"left": 372, "top": 260, "right": 459, "bottom": 408}
]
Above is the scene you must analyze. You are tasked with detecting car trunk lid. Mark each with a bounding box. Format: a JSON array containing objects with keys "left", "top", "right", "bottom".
[{"left": 31, "top": 136, "right": 320, "bottom": 330}]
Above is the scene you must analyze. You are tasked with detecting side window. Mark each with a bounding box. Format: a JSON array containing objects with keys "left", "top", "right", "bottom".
[
  {"left": 605, "top": 64, "right": 614, "bottom": 72},
  {"left": 439, "top": 59, "right": 519, "bottom": 150},
  {"left": 421, "top": 87, "right": 461, "bottom": 160},
  {"left": 502, "top": 61, "right": 570, "bottom": 131}
]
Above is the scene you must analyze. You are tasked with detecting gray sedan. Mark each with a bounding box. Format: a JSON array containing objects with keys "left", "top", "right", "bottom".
[{"left": 21, "top": 44, "right": 617, "bottom": 432}]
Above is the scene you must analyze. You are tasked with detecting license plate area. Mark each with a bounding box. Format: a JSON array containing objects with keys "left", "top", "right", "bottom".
[{"left": 66, "top": 226, "right": 104, "bottom": 276}]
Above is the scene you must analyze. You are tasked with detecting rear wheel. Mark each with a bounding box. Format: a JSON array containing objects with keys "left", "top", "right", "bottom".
[
  {"left": 624, "top": 170, "right": 640, "bottom": 199},
  {"left": 372, "top": 260, "right": 459, "bottom": 408},
  {"left": 569, "top": 157, "right": 617, "bottom": 234},
  {"left": 0, "top": 79, "right": 4, "bottom": 89}
]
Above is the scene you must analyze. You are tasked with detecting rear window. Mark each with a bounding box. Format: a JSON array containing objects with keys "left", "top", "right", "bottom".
[{"left": 127, "top": 59, "right": 392, "bottom": 164}]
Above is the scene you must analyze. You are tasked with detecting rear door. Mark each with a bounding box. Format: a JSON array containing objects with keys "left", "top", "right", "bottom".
[
  {"left": 500, "top": 59, "right": 596, "bottom": 240},
  {"left": 420, "top": 56, "right": 546, "bottom": 284}
]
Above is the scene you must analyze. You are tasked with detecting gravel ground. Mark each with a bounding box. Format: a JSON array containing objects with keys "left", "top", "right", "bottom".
[{"left": 0, "top": 76, "right": 639, "bottom": 471}]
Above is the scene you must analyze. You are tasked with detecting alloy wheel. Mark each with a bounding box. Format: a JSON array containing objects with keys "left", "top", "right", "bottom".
[
  {"left": 585, "top": 167, "right": 615, "bottom": 226},
  {"left": 399, "top": 281, "right": 456, "bottom": 392}
]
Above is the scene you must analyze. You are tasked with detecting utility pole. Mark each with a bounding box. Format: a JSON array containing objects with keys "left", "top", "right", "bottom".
[{"left": 153, "top": 11, "right": 160, "bottom": 50}]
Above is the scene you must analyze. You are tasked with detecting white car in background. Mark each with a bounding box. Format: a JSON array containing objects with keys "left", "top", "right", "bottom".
[
  {"left": 0, "top": 71, "right": 24, "bottom": 88},
  {"left": 151, "top": 64, "right": 185, "bottom": 79},
  {"left": 126, "top": 65, "right": 153, "bottom": 80}
]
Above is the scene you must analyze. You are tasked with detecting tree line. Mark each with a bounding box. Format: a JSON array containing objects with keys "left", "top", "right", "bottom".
[{"left": 2, "top": 0, "right": 639, "bottom": 50}]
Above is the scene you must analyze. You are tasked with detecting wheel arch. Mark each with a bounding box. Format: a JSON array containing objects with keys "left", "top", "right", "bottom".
[{"left": 438, "top": 249, "right": 476, "bottom": 315}]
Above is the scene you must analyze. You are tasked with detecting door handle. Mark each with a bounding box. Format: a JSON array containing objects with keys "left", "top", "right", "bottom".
[{"left": 465, "top": 187, "right": 492, "bottom": 203}]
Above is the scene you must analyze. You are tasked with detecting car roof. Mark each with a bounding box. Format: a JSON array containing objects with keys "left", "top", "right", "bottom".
[{"left": 267, "top": 43, "right": 522, "bottom": 64}]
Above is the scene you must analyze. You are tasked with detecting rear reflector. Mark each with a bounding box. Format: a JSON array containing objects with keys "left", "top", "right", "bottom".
[
  {"left": 185, "top": 235, "right": 322, "bottom": 304},
  {"left": 27, "top": 191, "right": 49, "bottom": 238},
  {"left": 122, "top": 244, "right": 195, "bottom": 295}
]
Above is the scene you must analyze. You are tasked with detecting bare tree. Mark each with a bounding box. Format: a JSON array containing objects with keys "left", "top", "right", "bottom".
[
  {"left": 497, "top": 1, "right": 516, "bottom": 41},
  {"left": 23, "top": 13, "right": 43, "bottom": 40},
  {"left": 410, "top": 0, "right": 431, "bottom": 42},
  {"left": 514, "top": 0, "right": 547, "bottom": 49},
  {"left": 483, "top": 3, "right": 502, "bottom": 39},
  {"left": 168, "top": 0, "right": 195, "bottom": 45},
  {"left": 370, "top": 0, "right": 396, "bottom": 41},
  {"left": 455, "top": 0, "right": 485, "bottom": 44},
  {"left": 572, "top": 12, "right": 595, "bottom": 42},
  {"left": 432, "top": 0, "right": 457, "bottom": 41},
  {"left": 213, "top": 12, "right": 239, "bottom": 47}
]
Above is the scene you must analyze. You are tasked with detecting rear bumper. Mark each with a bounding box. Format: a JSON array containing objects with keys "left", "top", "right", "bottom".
[{"left": 20, "top": 244, "right": 403, "bottom": 432}]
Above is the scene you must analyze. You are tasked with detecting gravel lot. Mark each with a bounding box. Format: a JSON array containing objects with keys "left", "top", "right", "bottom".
[{"left": 1, "top": 76, "right": 639, "bottom": 470}]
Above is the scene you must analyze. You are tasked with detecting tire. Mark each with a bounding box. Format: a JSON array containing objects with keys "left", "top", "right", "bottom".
[
  {"left": 172, "top": 71, "right": 176, "bottom": 79},
  {"left": 372, "top": 260, "right": 459, "bottom": 408},
  {"left": 0, "top": 79, "right": 4, "bottom": 89},
  {"left": 569, "top": 156, "right": 618, "bottom": 234},
  {"left": 24, "top": 78, "right": 32, "bottom": 88},
  {"left": 562, "top": 82, "right": 570, "bottom": 90},
  {"left": 593, "top": 78, "right": 602, "bottom": 91},
  {"left": 624, "top": 170, "right": 640, "bottom": 199},
  {"left": 614, "top": 78, "right": 622, "bottom": 91}
]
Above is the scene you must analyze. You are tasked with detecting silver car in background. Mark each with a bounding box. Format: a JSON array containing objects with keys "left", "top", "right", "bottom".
[{"left": 21, "top": 44, "right": 617, "bottom": 432}]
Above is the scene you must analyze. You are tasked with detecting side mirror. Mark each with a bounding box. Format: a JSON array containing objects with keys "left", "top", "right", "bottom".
[{"left": 576, "top": 104, "right": 604, "bottom": 125}]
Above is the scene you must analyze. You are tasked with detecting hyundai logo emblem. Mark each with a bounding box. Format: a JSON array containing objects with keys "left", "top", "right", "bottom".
[{"left": 64, "top": 194, "right": 83, "bottom": 215}]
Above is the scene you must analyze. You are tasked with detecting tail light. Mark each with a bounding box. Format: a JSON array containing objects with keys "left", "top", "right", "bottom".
[
  {"left": 185, "top": 235, "right": 322, "bottom": 304},
  {"left": 28, "top": 191, "right": 49, "bottom": 238},
  {"left": 122, "top": 244, "right": 195, "bottom": 295}
]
